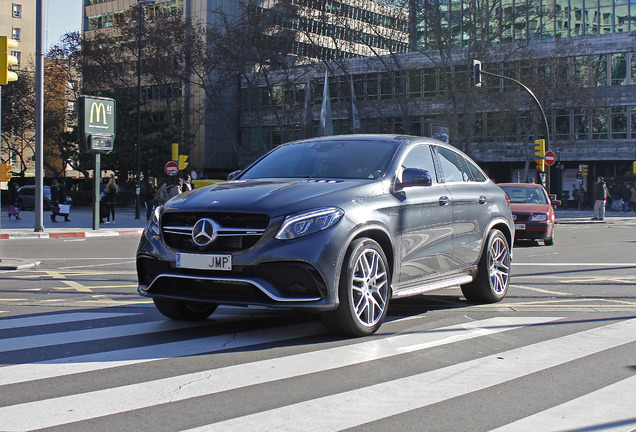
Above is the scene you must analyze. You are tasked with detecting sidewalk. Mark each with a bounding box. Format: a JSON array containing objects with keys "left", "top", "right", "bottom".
[
  {"left": 0, "top": 206, "right": 148, "bottom": 240},
  {"left": 555, "top": 208, "right": 636, "bottom": 224}
]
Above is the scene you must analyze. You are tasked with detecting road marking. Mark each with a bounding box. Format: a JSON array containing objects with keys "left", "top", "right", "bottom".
[
  {"left": 491, "top": 375, "right": 636, "bottom": 432},
  {"left": 191, "top": 318, "right": 636, "bottom": 432},
  {"left": 0, "top": 312, "right": 140, "bottom": 330},
  {"left": 0, "top": 317, "right": 560, "bottom": 430},
  {"left": 0, "top": 319, "right": 213, "bottom": 353},
  {"left": 510, "top": 284, "right": 572, "bottom": 296},
  {"left": 0, "top": 321, "right": 326, "bottom": 386}
]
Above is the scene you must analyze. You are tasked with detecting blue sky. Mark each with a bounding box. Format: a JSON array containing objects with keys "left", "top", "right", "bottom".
[{"left": 45, "top": 0, "right": 83, "bottom": 51}]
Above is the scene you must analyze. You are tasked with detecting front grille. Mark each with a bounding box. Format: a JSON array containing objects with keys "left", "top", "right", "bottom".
[
  {"left": 514, "top": 214, "right": 530, "bottom": 223},
  {"left": 161, "top": 212, "right": 270, "bottom": 253}
]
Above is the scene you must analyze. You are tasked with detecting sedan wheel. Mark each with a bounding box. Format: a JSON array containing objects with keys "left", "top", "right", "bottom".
[
  {"left": 461, "top": 229, "right": 510, "bottom": 303},
  {"left": 153, "top": 298, "right": 217, "bottom": 321},
  {"left": 322, "top": 238, "right": 390, "bottom": 336},
  {"left": 544, "top": 226, "right": 555, "bottom": 246}
]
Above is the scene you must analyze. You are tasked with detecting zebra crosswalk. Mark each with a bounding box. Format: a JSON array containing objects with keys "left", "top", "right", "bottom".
[{"left": 0, "top": 308, "right": 634, "bottom": 431}]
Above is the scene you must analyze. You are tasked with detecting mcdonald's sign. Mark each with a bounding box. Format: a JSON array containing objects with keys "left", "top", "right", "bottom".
[{"left": 79, "top": 96, "right": 116, "bottom": 153}]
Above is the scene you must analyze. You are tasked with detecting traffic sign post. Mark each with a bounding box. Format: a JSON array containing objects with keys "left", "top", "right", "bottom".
[
  {"left": 544, "top": 151, "right": 556, "bottom": 166},
  {"left": 165, "top": 161, "right": 179, "bottom": 176}
]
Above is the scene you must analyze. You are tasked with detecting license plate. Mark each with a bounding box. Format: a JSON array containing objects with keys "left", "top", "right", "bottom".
[
  {"left": 514, "top": 224, "right": 526, "bottom": 230},
  {"left": 177, "top": 253, "right": 232, "bottom": 271}
]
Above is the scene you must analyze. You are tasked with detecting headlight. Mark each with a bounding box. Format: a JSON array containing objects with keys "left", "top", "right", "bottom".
[
  {"left": 530, "top": 214, "right": 548, "bottom": 222},
  {"left": 275, "top": 207, "right": 344, "bottom": 240},
  {"left": 149, "top": 206, "right": 162, "bottom": 235}
]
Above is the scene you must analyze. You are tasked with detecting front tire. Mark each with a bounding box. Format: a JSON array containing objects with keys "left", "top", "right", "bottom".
[
  {"left": 544, "top": 226, "right": 555, "bottom": 246},
  {"left": 153, "top": 297, "right": 217, "bottom": 321},
  {"left": 322, "top": 238, "right": 390, "bottom": 337},
  {"left": 461, "top": 229, "right": 511, "bottom": 303}
]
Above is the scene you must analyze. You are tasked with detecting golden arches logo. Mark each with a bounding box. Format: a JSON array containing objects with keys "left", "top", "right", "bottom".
[{"left": 89, "top": 102, "right": 108, "bottom": 124}]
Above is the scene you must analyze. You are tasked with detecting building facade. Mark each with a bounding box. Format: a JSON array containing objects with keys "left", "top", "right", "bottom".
[{"left": 242, "top": 0, "right": 636, "bottom": 201}]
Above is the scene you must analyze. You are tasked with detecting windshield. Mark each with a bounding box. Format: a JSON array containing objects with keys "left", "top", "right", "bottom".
[
  {"left": 239, "top": 139, "right": 398, "bottom": 180},
  {"left": 500, "top": 186, "right": 548, "bottom": 204}
]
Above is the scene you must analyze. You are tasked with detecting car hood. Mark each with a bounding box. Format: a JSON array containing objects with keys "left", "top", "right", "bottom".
[
  {"left": 509, "top": 203, "right": 552, "bottom": 214},
  {"left": 163, "top": 178, "right": 385, "bottom": 216}
]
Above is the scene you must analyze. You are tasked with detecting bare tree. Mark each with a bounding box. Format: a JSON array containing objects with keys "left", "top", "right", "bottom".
[{"left": 1, "top": 69, "right": 35, "bottom": 176}]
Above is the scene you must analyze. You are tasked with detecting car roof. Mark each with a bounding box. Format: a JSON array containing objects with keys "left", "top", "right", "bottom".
[{"left": 498, "top": 183, "right": 544, "bottom": 189}]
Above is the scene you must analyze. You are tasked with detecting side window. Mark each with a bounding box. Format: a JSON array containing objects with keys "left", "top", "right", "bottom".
[
  {"left": 464, "top": 157, "right": 487, "bottom": 182},
  {"left": 402, "top": 145, "right": 437, "bottom": 183},
  {"left": 436, "top": 147, "right": 467, "bottom": 182}
]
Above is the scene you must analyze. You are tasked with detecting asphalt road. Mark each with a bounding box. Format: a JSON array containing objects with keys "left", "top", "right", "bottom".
[{"left": 0, "top": 218, "right": 635, "bottom": 431}]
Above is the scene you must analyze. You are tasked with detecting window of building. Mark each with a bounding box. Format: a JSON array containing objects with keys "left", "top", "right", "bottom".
[
  {"left": 12, "top": 28, "right": 21, "bottom": 41},
  {"left": 12, "top": 4, "right": 22, "bottom": 18},
  {"left": 610, "top": 107, "right": 627, "bottom": 139},
  {"left": 631, "top": 54, "right": 636, "bottom": 85},
  {"left": 631, "top": 107, "right": 636, "bottom": 139},
  {"left": 591, "top": 109, "right": 608, "bottom": 139},
  {"left": 555, "top": 109, "right": 570, "bottom": 141},
  {"left": 408, "top": 70, "right": 422, "bottom": 99},
  {"left": 574, "top": 109, "right": 589, "bottom": 140},
  {"left": 611, "top": 53, "right": 627, "bottom": 86}
]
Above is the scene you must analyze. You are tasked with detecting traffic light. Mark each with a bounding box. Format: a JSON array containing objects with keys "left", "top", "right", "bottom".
[
  {"left": 534, "top": 139, "right": 545, "bottom": 172},
  {"left": 633, "top": 161, "right": 636, "bottom": 174},
  {"left": 178, "top": 154, "right": 189, "bottom": 170},
  {"left": 171, "top": 143, "right": 189, "bottom": 170},
  {"left": 472, "top": 59, "right": 482, "bottom": 87},
  {"left": 0, "top": 163, "right": 12, "bottom": 182},
  {"left": 0, "top": 36, "right": 19, "bottom": 86},
  {"left": 581, "top": 164, "right": 588, "bottom": 176}
]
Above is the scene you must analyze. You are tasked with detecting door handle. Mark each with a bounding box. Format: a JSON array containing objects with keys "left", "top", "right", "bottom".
[
  {"left": 439, "top": 196, "right": 450, "bottom": 206},
  {"left": 479, "top": 195, "right": 487, "bottom": 204}
]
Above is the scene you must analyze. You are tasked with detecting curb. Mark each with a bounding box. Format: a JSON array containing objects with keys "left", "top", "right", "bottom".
[{"left": 0, "top": 229, "right": 144, "bottom": 240}]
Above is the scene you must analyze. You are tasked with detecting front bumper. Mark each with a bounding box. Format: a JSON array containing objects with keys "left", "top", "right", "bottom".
[{"left": 136, "top": 218, "right": 350, "bottom": 311}]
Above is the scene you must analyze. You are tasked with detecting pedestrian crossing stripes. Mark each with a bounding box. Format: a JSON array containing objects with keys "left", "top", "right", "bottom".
[{"left": 0, "top": 310, "right": 634, "bottom": 431}]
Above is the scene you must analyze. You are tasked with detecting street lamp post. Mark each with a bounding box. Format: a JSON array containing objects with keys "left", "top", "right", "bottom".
[{"left": 136, "top": 0, "right": 155, "bottom": 219}]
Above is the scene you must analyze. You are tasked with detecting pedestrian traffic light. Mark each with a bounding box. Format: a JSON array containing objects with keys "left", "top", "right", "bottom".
[
  {"left": 0, "top": 163, "right": 12, "bottom": 181},
  {"left": 0, "top": 36, "right": 19, "bottom": 86},
  {"left": 581, "top": 164, "right": 588, "bottom": 176},
  {"left": 534, "top": 139, "right": 545, "bottom": 172}
]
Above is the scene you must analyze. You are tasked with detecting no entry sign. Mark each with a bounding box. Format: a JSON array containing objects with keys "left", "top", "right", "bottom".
[
  {"left": 165, "top": 161, "right": 179, "bottom": 176},
  {"left": 544, "top": 151, "right": 556, "bottom": 166}
]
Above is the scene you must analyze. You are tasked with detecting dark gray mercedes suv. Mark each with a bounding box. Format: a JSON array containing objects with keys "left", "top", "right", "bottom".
[{"left": 137, "top": 135, "right": 514, "bottom": 336}]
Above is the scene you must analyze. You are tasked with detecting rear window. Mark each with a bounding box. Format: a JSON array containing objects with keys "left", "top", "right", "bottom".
[{"left": 500, "top": 186, "right": 548, "bottom": 204}]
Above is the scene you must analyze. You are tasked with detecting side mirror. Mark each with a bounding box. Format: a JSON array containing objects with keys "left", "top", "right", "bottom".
[
  {"left": 397, "top": 168, "right": 433, "bottom": 190},
  {"left": 227, "top": 170, "right": 242, "bottom": 180},
  {"left": 551, "top": 199, "right": 562, "bottom": 207}
]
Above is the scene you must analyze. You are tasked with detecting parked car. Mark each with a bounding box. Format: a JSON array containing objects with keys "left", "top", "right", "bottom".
[
  {"left": 498, "top": 183, "right": 560, "bottom": 246},
  {"left": 137, "top": 135, "right": 515, "bottom": 336},
  {"left": 17, "top": 185, "right": 73, "bottom": 210}
]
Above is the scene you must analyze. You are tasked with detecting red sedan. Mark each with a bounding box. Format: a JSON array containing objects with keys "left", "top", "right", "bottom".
[{"left": 499, "top": 183, "right": 560, "bottom": 246}]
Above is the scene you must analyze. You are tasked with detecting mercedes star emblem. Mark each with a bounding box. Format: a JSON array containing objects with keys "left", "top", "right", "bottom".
[{"left": 192, "top": 218, "right": 217, "bottom": 246}]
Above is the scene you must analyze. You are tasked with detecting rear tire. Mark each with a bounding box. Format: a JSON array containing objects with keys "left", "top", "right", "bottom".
[
  {"left": 322, "top": 238, "right": 390, "bottom": 337},
  {"left": 153, "top": 298, "right": 217, "bottom": 321},
  {"left": 461, "top": 229, "right": 510, "bottom": 303}
]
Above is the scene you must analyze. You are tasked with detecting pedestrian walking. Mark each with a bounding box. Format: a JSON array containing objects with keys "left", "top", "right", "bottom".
[
  {"left": 621, "top": 183, "right": 631, "bottom": 212},
  {"left": 8, "top": 182, "right": 22, "bottom": 220},
  {"left": 170, "top": 178, "right": 184, "bottom": 198},
  {"left": 50, "top": 179, "right": 61, "bottom": 222},
  {"left": 103, "top": 175, "right": 119, "bottom": 224},
  {"left": 183, "top": 174, "right": 193, "bottom": 191},
  {"left": 144, "top": 182, "right": 157, "bottom": 221},
  {"left": 154, "top": 181, "right": 169, "bottom": 206},
  {"left": 592, "top": 177, "right": 609, "bottom": 221},
  {"left": 58, "top": 180, "right": 71, "bottom": 222}
]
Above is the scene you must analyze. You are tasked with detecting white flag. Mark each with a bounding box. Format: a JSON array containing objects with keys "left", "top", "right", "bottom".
[
  {"left": 301, "top": 77, "right": 313, "bottom": 138},
  {"left": 319, "top": 71, "right": 333, "bottom": 136},
  {"left": 350, "top": 75, "right": 361, "bottom": 133}
]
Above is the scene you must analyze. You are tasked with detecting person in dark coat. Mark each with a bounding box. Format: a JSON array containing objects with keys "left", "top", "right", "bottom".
[
  {"left": 103, "top": 175, "right": 119, "bottom": 223},
  {"left": 50, "top": 179, "right": 60, "bottom": 222},
  {"left": 9, "top": 182, "right": 22, "bottom": 220}
]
